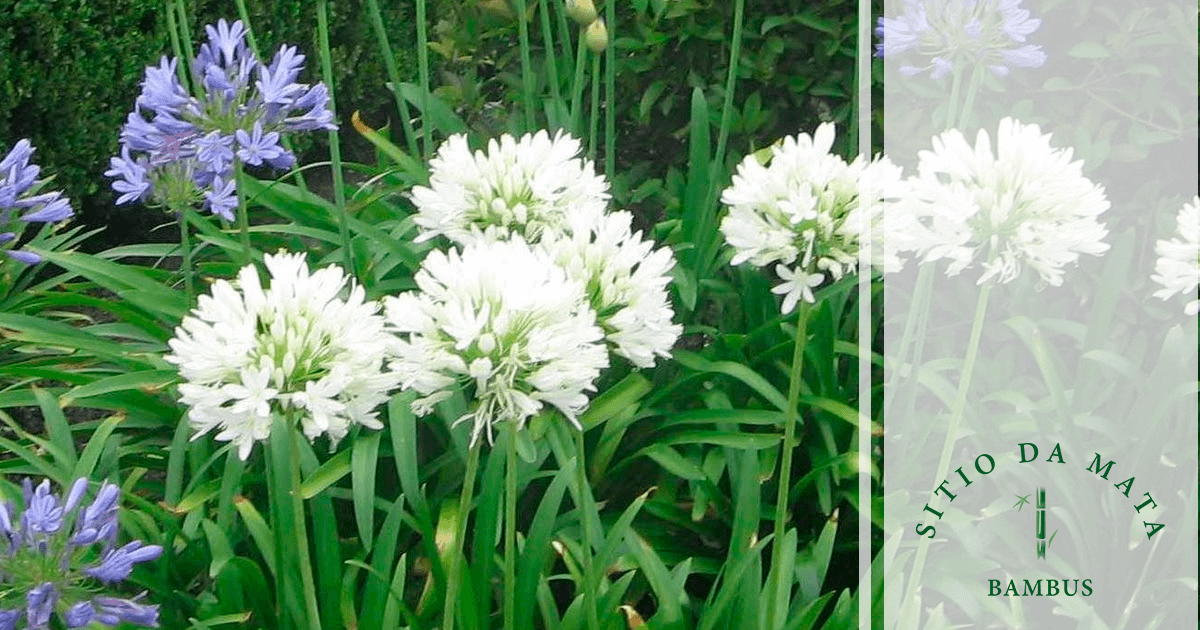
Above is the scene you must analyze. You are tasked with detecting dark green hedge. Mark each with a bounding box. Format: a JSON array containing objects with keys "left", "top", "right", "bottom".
[{"left": 0, "top": 0, "right": 416, "bottom": 249}]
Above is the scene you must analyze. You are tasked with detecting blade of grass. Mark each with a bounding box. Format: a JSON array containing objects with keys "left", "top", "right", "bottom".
[
  {"left": 472, "top": 433, "right": 506, "bottom": 625},
  {"left": 34, "top": 387, "right": 77, "bottom": 472},
  {"left": 299, "top": 448, "right": 352, "bottom": 498},
  {"left": 352, "top": 431, "right": 382, "bottom": 549},
  {"left": 72, "top": 414, "right": 123, "bottom": 481},
  {"left": 346, "top": 556, "right": 426, "bottom": 630},
  {"left": 164, "top": 417, "right": 192, "bottom": 505},
  {"left": 359, "top": 497, "right": 407, "bottom": 630},
  {"left": 364, "top": 0, "right": 421, "bottom": 158},
  {"left": 234, "top": 496, "right": 277, "bottom": 577},
  {"left": 216, "top": 451, "right": 244, "bottom": 533},
  {"left": 515, "top": 459, "right": 572, "bottom": 630}
]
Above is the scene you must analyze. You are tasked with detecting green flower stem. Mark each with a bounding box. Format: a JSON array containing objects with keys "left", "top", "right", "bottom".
[
  {"left": 958, "top": 63, "right": 985, "bottom": 131},
  {"left": 699, "top": 0, "right": 745, "bottom": 277},
  {"left": 882, "top": 264, "right": 934, "bottom": 420},
  {"left": 268, "top": 414, "right": 322, "bottom": 630},
  {"left": 416, "top": 0, "right": 433, "bottom": 158},
  {"left": 442, "top": 439, "right": 483, "bottom": 630},
  {"left": 164, "top": 1, "right": 189, "bottom": 92},
  {"left": 944, "top": 64, "right": 964, "bottom": 132},
  {"left": 233, "top": 0, "right": 308, "bottom": 192},
  {"left": 174, "top": 1, "right": 195, "bottom": 74},
  {"left": 587, "top": 51, "right": 601, "bottom": 159},
  {"left": 315, "top": 0, "right": 354, "bottom": 274},
  {"left": 574, "top": 429, "right": 602, "bottom": 630},
  {"left": 555, "top": 0, "right": 575, "bottom": 86},
  {"left": 603, "top": 0, "right": 616, "bottom": 178},
  {"left": 766, "top": 299, "right": 809, "bottom": 630},
  {"left": 175, "top": 206, "right": 195, "bottom": 303},
  {"left": 538, "top": 0, "right": 563, "bottom": 125},
  {"left": 898, "top": 283, "right": 993, "bottom": 624},
  {"left": 515, "top": 0, "right": 536, "bottom": 130},
  {"left": 234, "top": 161, "right": 252, "bottom": 266},
  {"left": 569, "top": 35, "right": 588, "bottom": 136},
  {"left": 365, "top": 0, "right": 421, "bottom": 158},
  {"left": 504, "top": 427, "right": 518, "bottom": 630},
  {"left": 232, "top": 0, "right": 259, "bottom": 51}
]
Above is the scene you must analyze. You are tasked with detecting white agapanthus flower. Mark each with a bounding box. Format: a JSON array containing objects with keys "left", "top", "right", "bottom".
[
  {"left": 165, "top": 251, "right": 402, "bottom": 460},
  {"left": 901, "top": 117, "right": 1110, "bottom": 286},
  {"left": 543, "top": 209, "right": 682, "bottom": 367},
  {"left": 383, "top": 237, "right": 609, "bottom": 445},
  {"left": 1151, "top": 195, "right": 1200, "bottom": 315},
  {"left": 409, "top": 130, "right": 610, "bottom": 246},
  {"left": 719, "top": 123, "right": 900, "bottom": 313}
]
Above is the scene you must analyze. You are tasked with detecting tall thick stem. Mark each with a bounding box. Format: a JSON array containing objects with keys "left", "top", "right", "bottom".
[
  {"left": 765, "top": 300, "right": 809, "bottom": 629},
  {"left": 897, "top": 283, "right": 993, "bottom": 624},
  {"left": 233, "top": 162, "right": 252, "bottom": 266},
  {"left": 441, "top": 439, "right": 482, "bottom": 630},
  {"left": 574, "top": 430, "right": 601, "bottom": 630},
  {"left": 176, "top": 207, "right": 195, "bottom": 303},
  {"left": 503, "top": 429, "right": 518, "bottom": 630}
]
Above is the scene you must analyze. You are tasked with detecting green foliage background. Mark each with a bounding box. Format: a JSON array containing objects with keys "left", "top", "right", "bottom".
[{"left": 0, "top": 0, "right": 415, "bottom": 248}]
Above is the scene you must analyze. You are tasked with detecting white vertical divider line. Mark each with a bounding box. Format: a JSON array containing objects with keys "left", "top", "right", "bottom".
[{"left": 857, "top": 0, "right": 873, "bottom": 627}]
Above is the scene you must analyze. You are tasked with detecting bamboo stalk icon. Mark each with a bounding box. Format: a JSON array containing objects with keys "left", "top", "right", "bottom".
[{"left": 1036, "top": 487, "right": 1046, "bottom": 560}]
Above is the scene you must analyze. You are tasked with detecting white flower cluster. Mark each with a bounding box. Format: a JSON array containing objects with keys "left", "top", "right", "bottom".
[
  {"left": 384, "top": 239, "right": 609, "bottom": 445},
  {"left": 719, "top": 123, "right": 900, "bottom": 313},
  {"left": 389, "top": 130, "right": 681, "bottom": 444},
  {"left": 543, "top": 210, "right": 681, "bottom": 368},
  {"left": 1151, "top": 196, "right": 1200, "bottom": 315},
  {"left": 409, "top": 130, "right": 610, "bottom": 245},
  {"left": 165, "top": 252, "right": 401, "bottom": 460},
  {"left": 898, "top": 117, "right": 1111, "bottom": 286},
  {"left": 720, "top": 118, "right": 1120, "bottom": 309}
]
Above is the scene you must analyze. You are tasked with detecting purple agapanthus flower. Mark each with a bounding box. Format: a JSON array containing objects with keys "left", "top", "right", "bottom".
[
  {"left": 1, "top": 139, "right": 74, "bottom": 265},
  {"left": 94, "top": 594, "right": 160, "bottom": 626},
  {"left": 63, "top": 601, "right": 94, "bottom": 628},
  {"left": 875, "top": 0, "right": 1046, "bottom": 78},
  {"left": 108, "top": 17, "right": 336, "bottom": 218},
  {"left": 0, "top": 477, "right": 161, "bottom": 629},
  {"left": 0, "top": 609, "right": 20, "bottom": 630},
  {"left": 85, "top": 541, "right": 165, "bottom": 584}
]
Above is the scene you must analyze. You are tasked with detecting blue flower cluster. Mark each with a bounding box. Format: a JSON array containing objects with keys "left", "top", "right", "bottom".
[
  {"left": 106, "top": 19, "right": 337, "bottom": 220},
  {"left": 1, "top": 140, "right": 73, "bottom": 265},
  {"left": 875, "top": 0, "right": 1046, "bottom": 78},
  {"left": 0, "top": 478, "right": 161, "bottom": 628}
]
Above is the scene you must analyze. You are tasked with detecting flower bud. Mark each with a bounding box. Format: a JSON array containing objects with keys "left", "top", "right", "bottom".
[
  {"left": 585, "top": 19, "right": 609, "bottom": 53},
  {"left": 565, "top": 0, "right": 598, "bottom": 24}
]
